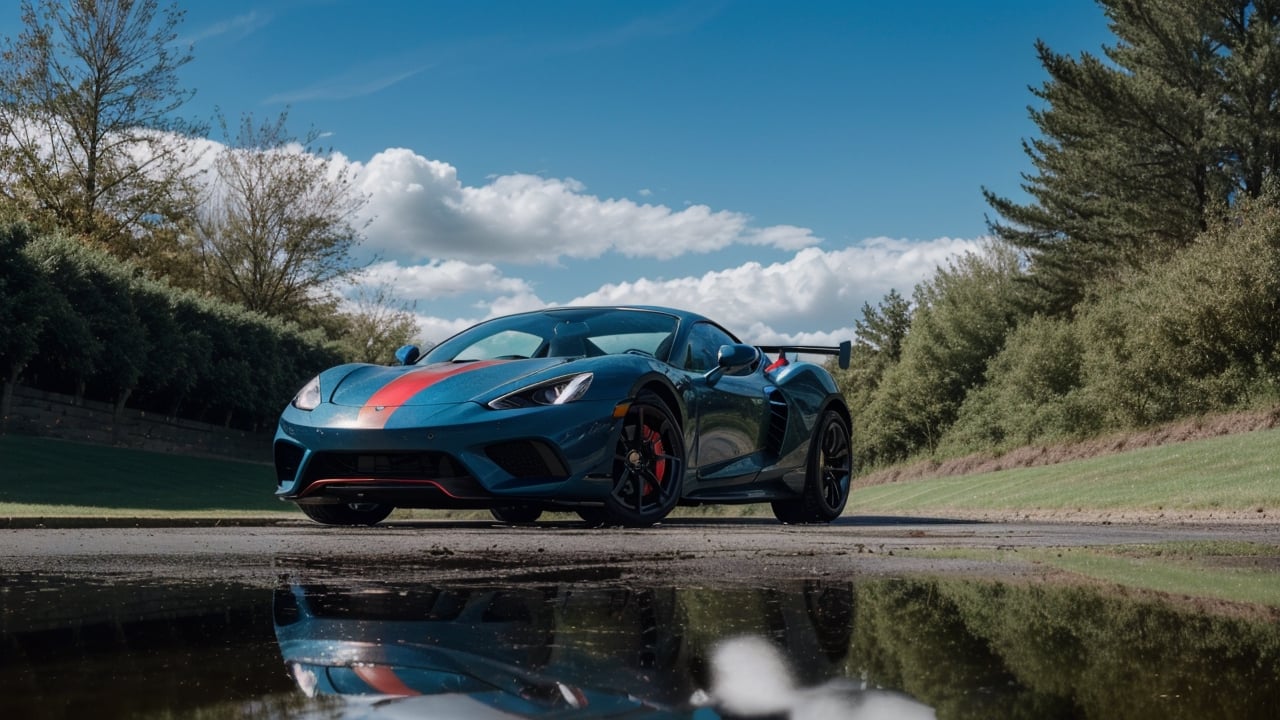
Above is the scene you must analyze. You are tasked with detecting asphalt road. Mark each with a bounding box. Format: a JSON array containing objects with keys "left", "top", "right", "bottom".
[{"left": 5, "top": 515, "right": 1278, "bottom": 587}]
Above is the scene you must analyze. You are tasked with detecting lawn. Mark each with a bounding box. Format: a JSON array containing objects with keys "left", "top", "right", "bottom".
[
  {"left": 0, "top": 435, "right": 298, "bottom": 518},
  {"left": 848, "top": 426, "right": 1280, "bottom": 517},
  {"left": 3, "top": 425, "right": 1278, "bottom": 520}
]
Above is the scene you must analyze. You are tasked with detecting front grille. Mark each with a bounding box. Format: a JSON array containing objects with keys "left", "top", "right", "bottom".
[
  {"left": 485, "top": 440, "right": 569, "bottom": 478},
  {"left": 306, "top": 586, "right": 470, "bottom": 621},
  {"left": 303, "top": 451, "right": 469, "bottom": 483}
]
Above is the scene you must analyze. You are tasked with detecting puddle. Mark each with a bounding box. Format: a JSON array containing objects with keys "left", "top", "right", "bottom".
[{"left": 2, "top": 568, "right": 1278, "bottom": 718}]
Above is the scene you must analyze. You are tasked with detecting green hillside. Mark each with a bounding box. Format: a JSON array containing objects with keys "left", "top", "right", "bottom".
[{"left": 2, "top": 427, "right": 1276, "bottom": 521}]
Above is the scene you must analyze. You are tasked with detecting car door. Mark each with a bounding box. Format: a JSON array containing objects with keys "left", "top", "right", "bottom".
[{"left": 678, "top": 322, "right": 769, "bottom": 486}]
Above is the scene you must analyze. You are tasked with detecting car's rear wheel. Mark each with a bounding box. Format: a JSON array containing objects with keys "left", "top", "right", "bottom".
[
  {"left": 299, "top": 501, "right": 394, "bottom": 526},
  {"left": 771, "top": 409, "right": 851, "bottom": 524},
  {"left": 490, "top": 506, "right": 543, "bottom": 524},
  {"left": 602, "top": 393, "right": 684, "bottom": 527}
]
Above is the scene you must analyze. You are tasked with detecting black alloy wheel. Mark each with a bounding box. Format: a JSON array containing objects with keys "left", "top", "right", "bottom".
[
  {"left": 602, "top": 393, "right": 684, "bottom": 527},
  {"left": 771, "top": 409, "right": 851, "bottom": 524}
]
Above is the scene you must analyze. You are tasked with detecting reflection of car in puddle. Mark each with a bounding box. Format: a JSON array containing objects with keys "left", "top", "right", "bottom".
[
  {"left": 272, "top": 578, "right": 935, "bottom": 718},
  {"left": 274, "top": 581, "right": 686, "bottom": 717}
]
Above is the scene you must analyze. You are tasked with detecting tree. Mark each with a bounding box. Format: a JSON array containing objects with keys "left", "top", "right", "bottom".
[
  {"left": 983, "top": 0, "right": 1280, "bottom": 313},
  {"left": 335, "top": 284, "right": 420, "bottom": 364},
  {"left": 195, "top": 111, "right": 367, "bottom": 323},
  {"left": 836, "top": 289, "right": 912, "bottom": 438},
  {"left": 0, "top": 0, "right": 202, "bottom": 259},
  {"left": 0, "top": 223, "right": 54, "bottom": 420},
  {"left": 856, "top": 242, "right": 1025, "bottom": 467},
  {"left": 855, "top": 288, "right": 911, "bottom": 362}
]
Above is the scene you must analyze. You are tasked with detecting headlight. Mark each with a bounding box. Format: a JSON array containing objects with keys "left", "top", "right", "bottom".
[
  {"left": 292, "top": 375, "right": 322, "bottom": 411},
  {"left": 488, "top": 372, "right": 593, "bottom": 410}
]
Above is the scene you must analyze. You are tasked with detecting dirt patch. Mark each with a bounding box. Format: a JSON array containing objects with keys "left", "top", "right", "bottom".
[{"left": 856, "top": 407, "right": 1280, "bottom": 487}]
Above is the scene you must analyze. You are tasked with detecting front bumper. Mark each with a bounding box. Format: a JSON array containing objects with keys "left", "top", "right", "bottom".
[{"left": 273, "top": 399, "right": 622, "bottom": 508}]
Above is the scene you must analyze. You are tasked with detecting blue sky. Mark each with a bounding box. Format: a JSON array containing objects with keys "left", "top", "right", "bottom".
[{"left": 3, "top": 0, "right": 1113, "bottom": 344}]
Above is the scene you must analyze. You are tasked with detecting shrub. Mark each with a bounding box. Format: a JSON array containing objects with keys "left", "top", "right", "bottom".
[{"left": 855, "top": 241, "right": 1026, "bottom": 468}]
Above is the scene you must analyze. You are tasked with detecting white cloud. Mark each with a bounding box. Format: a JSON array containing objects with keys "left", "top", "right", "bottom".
[
  {"left": 353, "top": 259, "right": 531, "bottom": 300},
  {"left": 567, "top": 237, "right": 983, "bottom": 344},
  {"left": 266, "top": 67, "right": 428, "bottom": 105},
  {"left": 353, "top": 148, "right": 819, "bottom": 263},
  {"left": 181, "top": 11, "right": 271, "bottom": 45},
  {"left": 388, "top": 236, "right": 982, "bottom": 346}
]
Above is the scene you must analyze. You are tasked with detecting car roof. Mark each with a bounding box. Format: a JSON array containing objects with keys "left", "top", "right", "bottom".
[{"left": 521, "top": 305, "right": 712, "bottom": 324}]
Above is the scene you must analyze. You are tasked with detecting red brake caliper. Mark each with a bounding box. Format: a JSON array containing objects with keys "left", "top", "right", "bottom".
[{"left": 641, "top": 425, "right": 666, "bottom": 494}]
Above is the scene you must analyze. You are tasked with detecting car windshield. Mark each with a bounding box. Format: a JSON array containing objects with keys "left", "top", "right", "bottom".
[{"left": 421, "top": 308, "right": 680, "bottom": 363}]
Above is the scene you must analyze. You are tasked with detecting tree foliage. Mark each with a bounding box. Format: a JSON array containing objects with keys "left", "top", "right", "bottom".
[
  {"left": 0, "top": 0, "right": 202, "bottom": 258},
  {"left": 2, "top": 224, "right": 343, "bottom": 429},
  {"left": 195, "top": 110, "right": 367, "bottom": 323},
  {"left": 835, "top": 289, "right": 912, "bottom": 446},
  {"left": 336, "top": 283, "right": 420, "bottom": 364},
  {"left": 0, "top": 223, "right": 55, "bottom": 385},
  {"left": 855, "top": 242, "right": 1026, "bottom": 468},
  {"left": 984, "top": 0, "right": 1280, "bottom": 313}
]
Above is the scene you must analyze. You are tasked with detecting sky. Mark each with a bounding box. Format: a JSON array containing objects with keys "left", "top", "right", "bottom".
[{"left": 2, "top": 0, "right": 1113, "bottom": 346}]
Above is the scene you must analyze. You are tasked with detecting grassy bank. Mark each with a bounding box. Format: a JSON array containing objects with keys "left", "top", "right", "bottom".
[
  {"left": 848, "top": 425, "right": 1280, "bottom": 520},
  {"left": 0, "top": 435, "right": 298, "bottom": 519},
  {"left": 3, "top": 425, "right": 1278, "bottom": 521}
]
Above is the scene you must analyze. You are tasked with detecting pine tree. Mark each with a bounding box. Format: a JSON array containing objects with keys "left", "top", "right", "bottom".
[{"left": 984, "top": 0, "right": 1280, "bottom": 313}]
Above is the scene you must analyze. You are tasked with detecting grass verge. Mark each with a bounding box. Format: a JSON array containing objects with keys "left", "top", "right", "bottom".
[
  {"left": 914, "top": 541, "right": 1280, "bottom": 607},
  {"left": 4, "top": 424, "right": 1278, "bottom": 522},
  {"left": 0, "top": 435, "right": 299, "bottom": 519},
  {"left": 849, "top": 426, "right": 1280, "bottom": 518}
]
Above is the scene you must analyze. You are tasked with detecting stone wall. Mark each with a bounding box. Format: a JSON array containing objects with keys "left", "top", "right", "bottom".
[{"left": 1, "top": 382, "right": 271, "bottom": 463}]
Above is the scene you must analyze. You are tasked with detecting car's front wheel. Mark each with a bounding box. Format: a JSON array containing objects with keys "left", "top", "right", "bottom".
[
  {"left": 602, "top": 393, "right": 684, "bottom": 527},
  {"left": 771, "top": 409, "right": 851, "bottom": 524},
  {"left": 299, "top": 502, "right": 394, "bottom": 526}
]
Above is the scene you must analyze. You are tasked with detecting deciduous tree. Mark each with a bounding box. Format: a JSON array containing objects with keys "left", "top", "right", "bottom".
[
  {"left": 195, "top": 111, "right": 366, "bottom": 323},
  {"left": 0, "top": 0, "right": 202, "bottom": 258}
]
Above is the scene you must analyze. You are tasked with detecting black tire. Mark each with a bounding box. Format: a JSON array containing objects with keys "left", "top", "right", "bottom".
[
  {"left": 602, "top": 393, "right": 685, "bottom": 527},
  {"left": 771, "top": 409, "right": 851, "bottom": 524},
  {"left": 299, "top": 501, "right": 394, "bottom": 526},
  {"left": 576, "top": 508, "right": 609, "bottom": 526},
  {"left": 490, "top": 506, "right": 543, "bottom": 524}
]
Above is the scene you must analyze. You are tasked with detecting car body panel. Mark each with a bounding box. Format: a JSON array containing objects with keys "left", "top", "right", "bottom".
[{"left": 273, "top": 306, "right": 850, "bottom": 521}]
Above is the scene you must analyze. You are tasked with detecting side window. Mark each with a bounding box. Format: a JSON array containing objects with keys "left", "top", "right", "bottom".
[{"left": 684, "top": 322, "right": 738, "bottom": 373}]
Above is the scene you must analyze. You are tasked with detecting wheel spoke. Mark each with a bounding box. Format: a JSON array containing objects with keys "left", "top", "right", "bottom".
[{"left": 606, "top": 398, "right": 684, "bottom": 525}]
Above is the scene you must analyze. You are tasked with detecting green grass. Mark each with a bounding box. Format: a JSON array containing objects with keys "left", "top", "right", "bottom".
[
  {"left": 914, "top": 542, "right": 1280, "bottom": 607},
  {"left": 4, "top": 424, "right": 1279, "bottom": 521},
  {"left": 849, "top": 426, "right": 1280, "bottom": 515},
  {"left": 1036, "top": 543, "right": 1280, "bottom": 606},
  {"left": 0, "top": 435, "right": 299, "bottom": 518}
]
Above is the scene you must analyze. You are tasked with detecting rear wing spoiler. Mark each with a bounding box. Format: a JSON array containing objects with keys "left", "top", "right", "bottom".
[{"left": 757, "top": 341, "right": 851, "bottom": 370}]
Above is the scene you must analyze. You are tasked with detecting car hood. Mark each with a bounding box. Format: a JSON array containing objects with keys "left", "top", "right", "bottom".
[{"left": 326, "top": 358, "right": 572, "bottom": 408}]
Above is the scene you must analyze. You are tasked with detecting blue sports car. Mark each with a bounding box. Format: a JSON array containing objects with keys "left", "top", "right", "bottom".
[{"left": 273, "top": 306, "right": 852, "bottom": 527}]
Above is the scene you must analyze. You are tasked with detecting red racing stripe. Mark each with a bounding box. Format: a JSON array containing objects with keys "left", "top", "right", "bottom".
[
  {"left": 353, "top": 666, "right": 421, "bottom": 696},
  {"left": 356, "top": 361, "right": 502, "bottom": 428}
]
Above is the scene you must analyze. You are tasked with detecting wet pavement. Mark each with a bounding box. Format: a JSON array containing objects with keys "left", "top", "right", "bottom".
[{"left": 3, "top": 519, "right": 1279, "bottom": 718}]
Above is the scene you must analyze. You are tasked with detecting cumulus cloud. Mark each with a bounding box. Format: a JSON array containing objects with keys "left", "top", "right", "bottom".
[
  {"left": 567, "top": 237, "right": 983, "bottom": 344},
  {"left": 389, "top": 236, "right": 983, "bottom": 346},
  {"left": 353, "top": 148, "right": 819, "bottom": 263},
  {"left": 353, "top": 259, "right": 532, "bottom": 300}
]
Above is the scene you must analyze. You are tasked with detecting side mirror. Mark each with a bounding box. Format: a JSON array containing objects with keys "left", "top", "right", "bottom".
[
  {"left": 718, "top": 344, "right": 758, "bottom": 371},
  {"left": 394, "top": 345, "right": 421, "bottom": 366},
  {"left": 705, "top": 344, "right": 758, "bottom": 385}
]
